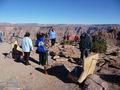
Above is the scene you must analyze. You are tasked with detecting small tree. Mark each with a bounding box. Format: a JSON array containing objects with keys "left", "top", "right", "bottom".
[
  {"left": 92, "top": 33, "right": 107, "bottom": 53},
  {"left": 60, "top": 39, "right": 73, "bottom": 45}
]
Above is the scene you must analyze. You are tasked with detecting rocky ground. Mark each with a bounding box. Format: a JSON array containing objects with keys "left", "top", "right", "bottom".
[
  {"left": 0, "top": 43, "right": 81, "bottom": 90},
  {"left": 0, "top": 42, "right": 120, "bottom": 90}
]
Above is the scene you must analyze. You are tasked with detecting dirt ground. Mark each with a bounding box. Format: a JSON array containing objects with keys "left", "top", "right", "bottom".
[
  {"left": 1, "top": 42, "right": 120, "bottom": 90},
  {"left": 0, "top": 42, "right": 81, "bottom": 90}
]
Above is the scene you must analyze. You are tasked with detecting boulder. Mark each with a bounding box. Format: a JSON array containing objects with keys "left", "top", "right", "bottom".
[
  {"left": 116, "top": 51, "right": 120, "bottom": 56},
  {"left": 84, "top": 74, "right": 108, "bottom": 90},
  {"left": 56, "top": 58, "right": 68, "bottom": 62},
  {"left": 97, "top": 59, "right": 106, "bottom": 67},
  {"left": 53, "top": 55, "right": 60, "bottom": 59},
  {"left": 99, "top": 68, "right": 112, "bottom": 74},
  {"left": 62, "top": 45, "right": 80, "bottom": 58},
  {"left": 50, "top": 44, "right": 80, "bottom": 58}
]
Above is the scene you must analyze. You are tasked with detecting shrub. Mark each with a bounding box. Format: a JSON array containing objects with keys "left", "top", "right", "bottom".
[
  {"left": 92, "top": 34, "right": 107, "bottom": 53},
  {"left": 60, "top": 39, "right": 73, "bottom": 45}
]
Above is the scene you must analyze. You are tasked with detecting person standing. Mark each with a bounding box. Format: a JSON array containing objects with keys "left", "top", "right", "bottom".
[
  {"left": 0, "top": 31, "right": 4, "bottom": 43},
  {"left": 49, "top": 28, "right": 56, "bottom": 47},
  {"left": 74, "top": 34, "right": 79, "bottom": 46},
  {"left": 37, "top": 41, "right": 48, "bottom": 65},
  {"left": 21, "top": 32, "right": 33, "bottom": 65},
  {"left": 79, "top": 33, "right": 92, "bottom": 65}
]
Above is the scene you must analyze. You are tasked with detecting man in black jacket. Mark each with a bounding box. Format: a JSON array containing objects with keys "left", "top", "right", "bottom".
[{"left": 79, "top": 33, "right": 92, "bottom": 65}]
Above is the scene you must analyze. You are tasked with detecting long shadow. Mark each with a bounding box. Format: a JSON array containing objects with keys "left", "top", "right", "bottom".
[
  {"left": 14, "top": 59, "right": 26, "bottom": 65},
  {"left": 14, "top": 57, "right": 40, "bottom": 65},
  {"left": 105, "top": 52, "right": 117, "bottom": 56},
  {"left": 34, "top": 64, "right": 74, "bottom": 83},
  {"left": 2, "top": 53, "right": 10, "bottom": 57},
  {"left": 34, "top": 65, "right": 83, "bottom": 89},
  {"left": 48, "top": 65, "right": 76, "bottom": 83},
  {"left": 29, "top": 57, "right": 39, "bottom": 65},
  {"left": 100, "top": 74, "right": 120, "bottom": 86},
  {"left": 68, "top": 58, "right": 81, "bottom": 65},
  {"left": 35, "top": 67, "right": 45, "bottom": 74}
]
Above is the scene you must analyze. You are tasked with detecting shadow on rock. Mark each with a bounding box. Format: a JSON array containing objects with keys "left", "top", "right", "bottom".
[
  {"left": 100, "top": 74, "right": 120, "bottom": 86},
  {"left": 48, "top": 65, "right": 76, "bottom": 83},
  {"left": 68, "top": 57, "right": 81, "bottom": 65},
  {"left": 105, "top": 52, "right": 118, "bottom": 56}
]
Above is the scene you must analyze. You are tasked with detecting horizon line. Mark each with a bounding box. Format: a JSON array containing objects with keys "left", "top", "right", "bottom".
[{"left": 0, "top": 22, "right": 120, "bottom": 25}]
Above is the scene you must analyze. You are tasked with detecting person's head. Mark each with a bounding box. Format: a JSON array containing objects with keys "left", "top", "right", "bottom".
[
  {"left": 51, "top": 27, "right": 54, "bottom": 32},
  {"left": 36, "top": 32, "right": 41, "bottom": 39},
  {"left": 24, "top": 32, "right": 30, "bottom": 37},
  {"left": 82, "top": 32, "right": 88, "bottom": 37},
  {"left": 13, "top": 44, "right": 17, "bottom": 49},
  {"left": 80, "top": 35, "right": 83, "bottom": 40},
  {"left": 45, "top": 32, "right": 48, "bottom": 38},
  {"left": 84, "top": 33, "right": 88, "bottom": 37}
]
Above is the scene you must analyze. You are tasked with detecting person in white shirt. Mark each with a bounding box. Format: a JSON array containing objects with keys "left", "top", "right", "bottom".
[{"left": 21, "top": 32, "right": 33, "bottom": 65}]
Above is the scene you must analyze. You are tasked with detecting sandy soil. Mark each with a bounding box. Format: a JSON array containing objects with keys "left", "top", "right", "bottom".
[{"left": 0, "top": 42, "right": 80, "bottom": 90}]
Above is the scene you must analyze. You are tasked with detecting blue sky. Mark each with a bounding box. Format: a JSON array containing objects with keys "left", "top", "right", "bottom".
[{"left": 0, "top": 0, "right": 120, "bottom": 24}]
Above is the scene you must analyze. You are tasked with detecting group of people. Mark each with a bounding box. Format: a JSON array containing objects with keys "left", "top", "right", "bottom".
[
  {"left": 11, "top": 28, "right": 92, "bottom": 70},
  {"left": 12, "top": 28, "right": 56, "bottom": 67},
  {"left": 63, "top": 32, "right": 80, "bottom": 46}
]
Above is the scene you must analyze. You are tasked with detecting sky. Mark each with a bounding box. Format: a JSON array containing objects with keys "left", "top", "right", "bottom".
[{"left": 0, "top": 0, "right": 120, "bottom": 24}]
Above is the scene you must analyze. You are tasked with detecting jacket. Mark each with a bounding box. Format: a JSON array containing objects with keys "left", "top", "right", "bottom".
[
  {"left": 38, "top": 45, "right": 48, "bottom": 53},
  {"left": 35, "top": 37, "right": 45, "bottom": 47},
  {"left": 49, "top": 31, "right": 56, "bottom": 39},
  {"left": 21, "top": 37, "right": 33, "bottom": 52},
  {"left": 79, "top": 36, "right": 92, "bottom": 50}
]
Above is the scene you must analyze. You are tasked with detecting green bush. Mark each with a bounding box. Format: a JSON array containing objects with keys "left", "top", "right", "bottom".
[
  {"left": 92, "top": 34, "right": 107, "bottom": 53},
  {"left": 60, "top": 39, "right": 73, "bottom": 45}
]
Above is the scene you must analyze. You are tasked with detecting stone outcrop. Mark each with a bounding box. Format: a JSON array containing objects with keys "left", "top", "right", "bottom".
[{"left": 83, "top": 74, "right": 108, "bottom": 90}]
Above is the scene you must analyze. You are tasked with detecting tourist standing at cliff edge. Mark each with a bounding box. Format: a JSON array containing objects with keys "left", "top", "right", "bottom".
[
  {"left": 49, "top": 28, "right": 56, "bottom": 47},
  {"left": 21, "top": 32, "right": 34, "bottom": 65}
]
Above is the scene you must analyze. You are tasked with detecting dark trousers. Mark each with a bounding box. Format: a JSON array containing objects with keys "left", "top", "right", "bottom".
[
  {"left": 39, "top": 52, "right": 48, "bottom": 66},
  {"left": 51, "top": 39, "right": 56, "bottom": 46},
  {"left": 80, "top": 48, "right": 90, "bottom": 64},
  {"left": 24, "top": 52, "right": 30, "bottom": 64}
]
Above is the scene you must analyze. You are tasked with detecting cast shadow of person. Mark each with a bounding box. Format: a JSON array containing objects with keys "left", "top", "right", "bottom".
[
  {"left": 35, "top": 64, "right": 77, "bottom": 84},
  {"left": 29, "top": 57, "right": 40, "bottom": 65},
  {"left": 35, "top": 67, "right": 46, "bottom": 74},
  {"left": 35, "top": 65, "right": 84, "bottom": 89}
]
